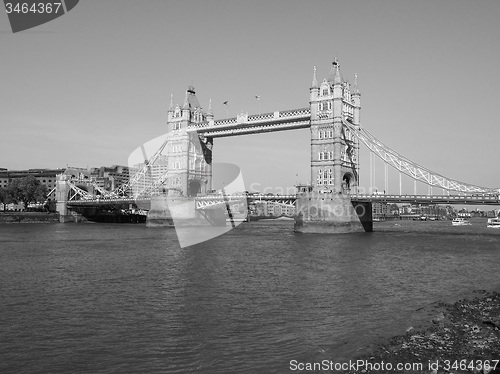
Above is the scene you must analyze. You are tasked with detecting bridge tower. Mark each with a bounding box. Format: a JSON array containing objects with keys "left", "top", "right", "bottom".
[
  {"left": 309, "top": 59, "right": 360, "bottom": 193},
  {"left": 294, "top": 60, "right": 372, "bottom": 233},
  {"left": 164, "top": 86, "right": 213, "bottom": 197},
  {"left": 147, "top": 86, "right": 214, "bottom": 226}
]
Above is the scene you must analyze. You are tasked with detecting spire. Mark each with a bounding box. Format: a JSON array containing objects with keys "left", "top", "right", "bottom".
[
  {"left": 327, "top": 57, "right": 342, "bottom": 84},
  {"left": 169, "top": 93, "right": 174, "bottom": 110},
  {"left": 208, "top": 98, "right": 213, "bottom": 115},
  {"left": 327, "top": 60, "right": 336, "bottom": 83},
  {"left": 311, "top": 66, "right": 318, "bottom": 88},
  {"left": 182, "top": 90, "right": 189, "bottom": 109},
  {"left": 333, "top": 58, "right": 342, "bottom": 85},
  {"left": 353, "top": 73, "right": 360, "bottom": 95}
]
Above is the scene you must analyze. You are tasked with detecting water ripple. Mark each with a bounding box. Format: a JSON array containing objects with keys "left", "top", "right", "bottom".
[{"left": 0, "top": 220, "right": 499, "bottom": 373}]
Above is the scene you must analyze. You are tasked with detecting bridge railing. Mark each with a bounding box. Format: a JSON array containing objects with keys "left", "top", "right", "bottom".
[
  {"left": 186, "top": 108, "right": 311, "bottom": 133},
  {"left": 351, "top": 193, "right": 500, "bottom": 204},
  {"left": 343, "top": 119, "right": 499, "bottom": 195}
]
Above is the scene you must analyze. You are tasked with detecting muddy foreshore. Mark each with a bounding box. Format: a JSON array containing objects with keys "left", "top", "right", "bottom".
[
  {"left": 339, "top": 290, "right": 500, "bottom": 374},
  {"left": 0, "top": 212, "right": 59, "bottom": 223}
]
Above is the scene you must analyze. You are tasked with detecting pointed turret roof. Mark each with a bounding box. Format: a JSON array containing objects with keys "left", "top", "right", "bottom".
[
  {"left": 333, "top": 59, "right": 342, "bottom": 84},
  {"left": 353, "top": 73, "right": 360, "bottom": 95},
  {"left": 207, "top": 98, "right": 213, "bottom": 115},
  {"left": 182, "top": 90, "right": 189, "bottom": 109},
  {"left": 183, "top": 85, "right": 201, "bottom": 110},
  {"left": 311, "top": 66, "right": 318, "bottom": 88},
  {"left": 169, "top": 93, "right": 174, "bottom": 110},
  {"left": 328, "top": 57, "right": 342, "bottom": 85}
]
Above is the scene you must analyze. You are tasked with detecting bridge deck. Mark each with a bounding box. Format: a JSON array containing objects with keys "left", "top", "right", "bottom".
[
  {"left": 66, "top": 193, "right": 499, "bottom": 208},
  {"left": 351, "top": 194, "right": 500, "bottom": 205}
]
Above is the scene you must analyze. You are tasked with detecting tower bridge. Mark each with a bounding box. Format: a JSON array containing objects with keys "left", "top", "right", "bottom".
[{"left": 55, "top": 59, "right": 500, "bottom": 231}]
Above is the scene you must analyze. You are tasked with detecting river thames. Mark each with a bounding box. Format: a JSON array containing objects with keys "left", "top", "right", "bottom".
[{"left": 1, "top": 219, "right": 499, "bottom": 373}]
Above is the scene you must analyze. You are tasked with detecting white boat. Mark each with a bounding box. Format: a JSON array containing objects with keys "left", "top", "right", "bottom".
[
  {"left": 452, "top": 217, "right": 471, "bottom": 226},
  {"left": 487, "top": 217, "right": 500, "bottom": 228}
]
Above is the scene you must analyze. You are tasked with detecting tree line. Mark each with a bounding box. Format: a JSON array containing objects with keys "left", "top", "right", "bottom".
[{"left": 0, "top": 176, "right": 49, "bottom": 212}]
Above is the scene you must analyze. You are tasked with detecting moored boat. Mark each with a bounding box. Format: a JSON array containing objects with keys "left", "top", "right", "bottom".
[
  {"left": 452, "top": 217, "right": 471, "bottom": 226},
  {"left": 487, "top": 217, "right": 500, "bottom": 228}
]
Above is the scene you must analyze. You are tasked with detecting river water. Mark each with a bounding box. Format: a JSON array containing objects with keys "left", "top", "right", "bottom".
[{"left": 1, "top": 219, "right": 499, "bottom": 373}]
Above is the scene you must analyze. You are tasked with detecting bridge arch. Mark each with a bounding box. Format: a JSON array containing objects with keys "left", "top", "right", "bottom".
[
  {"left": 188, "top": 180, "right": 201, "bottom": 197},
  {"left": 342, "top": 172, "right": 355, "bottom": 192}
]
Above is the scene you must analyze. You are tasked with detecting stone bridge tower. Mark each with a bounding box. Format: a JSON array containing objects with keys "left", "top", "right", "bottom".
[
  {"left": 165, "top": 86, "right": 213, "bottom": 197},
  {"left": 294, "top": 59, "right": 372, "bottom": 233},
  {"left": 309, "top": 59, "right": 360, "bottom": 194}
]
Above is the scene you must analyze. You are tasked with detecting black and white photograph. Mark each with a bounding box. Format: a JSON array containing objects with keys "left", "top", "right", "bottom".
[{"left": 1, "top": 1, "right": 499, "bottom": 373}]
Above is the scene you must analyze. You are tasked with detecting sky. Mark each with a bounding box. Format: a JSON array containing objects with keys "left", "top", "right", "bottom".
[{"left": 1, "top": 0, "right": 499, "bottom": 195}]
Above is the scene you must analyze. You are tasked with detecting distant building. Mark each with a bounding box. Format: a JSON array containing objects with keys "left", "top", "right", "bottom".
[
  {"left": 0, "top": 168, "right": 65, "bottom": 191},
  {"left": 0, "top": 165, "right": 130, "bottom": 195},
  {"left": 372, "top": 201, "right": 389, "bottom": 219},
  {"left": 457, "top": 211, "right": 472, "bottom": 218},
  {"left": 90, "top": 165, "right": 130, "bottom": 190}
]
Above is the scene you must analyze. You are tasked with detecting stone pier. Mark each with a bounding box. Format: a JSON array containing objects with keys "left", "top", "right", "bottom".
[{"left": 294, "top": 192, "right": 372, "bottom": 233}]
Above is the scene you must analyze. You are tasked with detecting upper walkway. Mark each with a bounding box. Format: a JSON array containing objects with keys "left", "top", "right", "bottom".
[{"left": 186, "top": 108, "right": 311, "bottom": 137}]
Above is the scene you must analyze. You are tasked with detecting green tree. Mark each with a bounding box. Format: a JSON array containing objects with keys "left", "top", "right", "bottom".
[
  {"left": 0, "top": 186, "right": 13, "bottom": 212},
  {"left": 7, "top": 176, "right": 48, "bottom": 210}
]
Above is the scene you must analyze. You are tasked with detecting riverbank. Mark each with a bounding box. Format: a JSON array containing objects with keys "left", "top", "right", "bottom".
[
  {"left": 342, "top": 290, "right": 500, "bottom": 374},
  {"left": 0, "top": 212, "right": 59, "bottom": 223}
]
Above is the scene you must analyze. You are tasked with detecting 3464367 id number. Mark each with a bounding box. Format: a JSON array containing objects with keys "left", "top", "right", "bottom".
[
  {"left": 442, "top": 360, "right": 499, "bottom": 371},
  {"left": 5, "top": 2, "right": 63, "bottom": 14}
]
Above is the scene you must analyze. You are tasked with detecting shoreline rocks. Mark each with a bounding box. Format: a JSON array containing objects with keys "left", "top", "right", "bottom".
[{"left": 342, "top": 290, "right": 500, "bottom": 374}]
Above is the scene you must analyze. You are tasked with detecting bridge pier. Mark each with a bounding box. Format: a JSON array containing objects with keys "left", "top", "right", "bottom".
[
  {"left": 55, "top": 175, "right": 73, "bottom": 223},
  {"left": 146, "top": 195, "right": 175, "bottom": 227},
  {"left": 294, "top": 192, "right": 372, "bottom": 233}
]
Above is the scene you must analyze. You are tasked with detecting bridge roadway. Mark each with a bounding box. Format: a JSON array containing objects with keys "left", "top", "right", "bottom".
[
  {"left": 351, "top": 194, "right": 500, "bottom": 205},
  {"left": 66, "top": 193, "right": 500, "bottom": 210},
  {"left": 195, "top": 193, "right": 500, "bottom": 209},
  {"left": 67, "top": 198, "right": 151, "bottom": 210}
]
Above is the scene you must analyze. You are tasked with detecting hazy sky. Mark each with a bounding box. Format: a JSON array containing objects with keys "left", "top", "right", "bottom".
[{"left": 1, "top": 0, "right": 499, "bottom": 194}]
